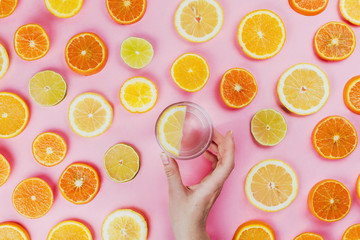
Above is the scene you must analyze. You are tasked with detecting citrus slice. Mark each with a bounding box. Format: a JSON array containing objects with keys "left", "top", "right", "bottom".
[
  {"left": 0, "top": 154, "right": 10, "bottom": 187},
  {"left": 343, "top": 224, "right": 360, "bottom": 240},
  {"left": 106, "top": 0, "right": 146, "bottom": 24},
  {"left": 171, "top": 53, "right": 209, "bottom": 92},
  {"left": 245, "top": 159, "right": 298, "bottom": 212},
  {"left": 47, "top": 220, "right": 92, "bottom": 240},
  {"left": 58, "top": 163, "right": 99, "bottom": 204},
  {"left": 357, "top": 175, "right": 360, "bottom": 200},
  {"left": 289, "top": 0, "right": 328, "bottom": 16},
  {"left": 32, "top": 132, "right": 67, "bottom": 167},
  {"left": 119, "top": 77, "right": 158, "bottom": 113},
  {"left": 65, "top": 32, "right": 107, "bottom": 75},
  {"left": 68, "top": 92, "right": 113, "bottom": 137},
  {"left": 344, "top": 75, "right": 360, "bottom": 114},
  {"left": 174, "top": 0, "right": 223, "bottom": 43},
  {"left": 102, "top": 209, "right": 148, "bottom": 240},
  {"left": 0, "top": 0, "right": 17, "bottom": 18},
  {"left": 277, "top": 63, "right": 330, "bottom": 115},
  {"left": 0, "top": 222, "right": 30, "bottom": 240},
  {"left": 14, "top": 23, "right": 50, "bottom": 61},
  {"left": 157, "top": 105, "right": 186, "bottom": 156},
  {"left": 340, "top": 0, "right": 360, "bottom": 26},
  {"left": 308, "top": 179, "right": 351, "bottom": 222},
  {"left": 0, "top": 92, "right": 29, "bottom": 138},
  {"left": 238, "top": 10, "right": 286, "bottom": 59},
  {"left": 120, "top": 37, "right": 153, "bottom": 69},
  {"left": 45, "top": 0, "right": 83, "bottom": 18},
  {"left": 312, "top": 116, "right": 357, "bottom": 159},
  {"left": 314, "top": 22, "right": 356, "bottom": 61},
  {"left": 104, "top": 143, "right": 140, "bottom": 183},
  {"left": 12, "top": 177, "right": 53, "bottom": 218},
  {"left": 0, "top": 43, "right": 9, "bottom": 79},
  {"left": 294, "top": 232, "right": 324, "bottom": 240},
  {"left": 251, "top": 109, "right": 287, "bottom": 146},
  {"left": 29, "top": 70, "right": 67, "bottom": 107},
  {"left": 233, "top": 220, "right": 275, "bottom": 240},
  {"left": 220, "top": 68, "right": 257, "bottom": 108}
]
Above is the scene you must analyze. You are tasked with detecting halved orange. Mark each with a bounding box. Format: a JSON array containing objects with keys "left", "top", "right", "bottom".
[
  {"left": 232, "top": 220, "right": 275, "bottom": 240},
  {"left": 312, "top": 116, "right": 357, "bottom": 159},
  {"left": 220, "top": 68, "right": 257, "bottom": 108},
  {"left": 32, "top": 132, "right": 67, "bottom": 167},
  {"left": 289, "top": 0, "right": 328, "bottom": 16},
  {"left": 65, "top": 32, "right": 107, "bottom": 75},
  {"left": 308, "top": 179, "right": 351, "bottom": 222},
  {"left": 314, "top": 22, "right": 356, "bottom": 61},
  {"left": 294, "top": 232, "right": 324, "bottom": 240},
  {"left": 0, "top": 222, "right": 30, "bottom": 240},
  {"left": 0, "top": 154, "right": 10, "bottom": 187},
  {"left": 0, "top": 0, "right": 18, "bottom": 18},
  {"left": 58, "top": 163, "right": 99, "bottom": 204},
  {"left": 47, "top": 220, "right": 92, "bottom": 240},
  {"left": 12, "top": 178, "right": 53, "bottom": 219},
  {"left": 14, "top": 23, "right": 50, "bottom": 61},
  {"left": 343, "top": 223, "right": 360, "bottom": 240},
  {"left": 344, "top": 75, "right": 360, "bottom": 114},
  {"left": 106, "top": 0, "right": 146, "bottom": 25}
]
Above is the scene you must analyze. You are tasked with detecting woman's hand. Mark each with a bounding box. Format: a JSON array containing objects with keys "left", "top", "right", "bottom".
[{"left": 161, "top": 130, "right": 235, "bottom": 240}]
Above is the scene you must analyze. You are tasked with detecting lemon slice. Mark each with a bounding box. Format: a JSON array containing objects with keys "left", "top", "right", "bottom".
[
  {"left": 157, "top": 105, "right": 187, "bottom": 155},
  {"left": 47, "top": 220, "right": 92, "bottom": 240},
  {"left": 29, "top": 70, "right": 67, "bottom": 107},
  {"left": 45, "top": 0, "right": 83, "bottom": 18},
  {"left": 340, "top": 0, "right": 360, "bottom": 25},
  {"left": 121, "top": 37, "right": 154, "bottom": 69},
  {"left": 102, "top": 209, "right": 147, "bottom": 240},
  {"left": 0, "top": 222, "right": 30, "bottom": 240},
  {"left": 0, "top": 44, "right": 9, "bottom": 79}
]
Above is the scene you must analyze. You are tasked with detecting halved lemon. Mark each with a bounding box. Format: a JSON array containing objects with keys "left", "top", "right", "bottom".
[
  {"left": 0, "top": 222, "right": 30, "bottom": 240},
  {"left": 47, "top": 220, "right": 92, "bottom": 240},
  {"left": 45, "top": 0, "right": 83, "bottom": 18},
  {"left": 121, "top": 37, "right": 153, "bottom": 69},
  {"left": 0, "top": 43, "right": 9, "bottom": 79},
  {"left": 340, "top": 0, "right": 360, "bottom": 25}
]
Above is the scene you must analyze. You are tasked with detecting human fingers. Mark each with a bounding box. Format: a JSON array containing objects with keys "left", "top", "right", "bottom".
[
  {"left": 160, "top": 153, "right": 186, "bottom": 195},
  {"left": 208, "top": 142, "right": 218, "bottom": 154},
  {"left": 203, "top": 150, "right": 218, "bottom": 169},
  {"left": 212, "top": 129, "right": 225, "bottom": 145}
]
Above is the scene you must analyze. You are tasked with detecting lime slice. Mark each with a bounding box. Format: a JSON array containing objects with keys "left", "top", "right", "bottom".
[{"left": 121, "top": 37, "right": 154, "bottom": 69}]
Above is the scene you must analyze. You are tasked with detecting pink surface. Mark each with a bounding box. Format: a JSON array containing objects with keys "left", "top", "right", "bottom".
[{"left": 1, "top": 0, "right": 360, "bottom": 239}]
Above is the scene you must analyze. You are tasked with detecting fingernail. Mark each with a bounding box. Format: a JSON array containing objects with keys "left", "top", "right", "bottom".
[{"left": 160, "top": 153, "right": 169, "bottom": 165}]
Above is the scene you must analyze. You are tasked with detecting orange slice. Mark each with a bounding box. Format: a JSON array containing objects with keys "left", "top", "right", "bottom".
[
  {"left": 65, "top": 32, "right": 107, "bottom": 75},
  {"left": 340, "top": 0, "right": 360, "bottom": 26},
  {"left": 312, "top": 116, "right": 357, "bottom": 159},
  {"left": 0, "top": 92, "right": 29, "bottom": 138},
  {"left": 232, "top": 220, "right": 275, "bottom": 240},
  {"left": 0, "top": 222, "right": 30, "bottom": 240},
  {"left": 0, "top": 154, "right": 10, "bottom": 187},
  {"left": 0, "top": 0, "right": 17, "bottom": 18},
  {"left": 47, "top": 220, "right": 92, "bottom": 240},
  {"left": 289, "top": 0, "right": 328, "bottom": 16},
  {"left": 32, "top": 132, "right": 67, "bottom": 167},
  {"left": 106, "top": 0, "right": 146, "bottom": 25},
  {"left": 308, "top": 179, "right": 351, "bottom": 222},
  {"left": 343, "top": 223, "right": 360, "bottom": 240},
  {"left": 344, "top": 75, "right": 360, "bottom": 114},
  {"left": 14, "top": 23, "right": 50, "bottom": 61},
  {"left": 12, "top": 178, "right": 53, "bottom": 219},
  {"left": 58, "top": 163, "right": 99, "bottom": 204},
  {"left": 220, "top": 68, "right": 257, "bottom": 108},
  {"left": 314, "top": 22, "right": 356, "bottom": 61},
  {"left": 357, "top": 175, "right": 360, "bottom": 200},
  {"left": 294, "top": 232, "right": 324, "bottom": 240}
]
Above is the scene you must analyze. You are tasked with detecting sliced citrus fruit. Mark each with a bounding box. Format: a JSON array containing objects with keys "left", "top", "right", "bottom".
[
  {"left": 102, "top": 209, "right": 148, "bottom": 240},
  {"left": 120, "top": 37, "right": 153, "bottom": 69},
  {"left": 289, "top": 0, "right": 328, "bottom": 16},
  {"left": 0, "top": 0, "right": 17, "bottom": 18},
  {"left": 65, "top": 32, "right": 107, "bottom": 75},
  {"left": 47, "top": 220, "right": 92, "bottom": 240},
  {"left": 171, "top": 53, "right": 209, "bottom": 92},
  {"left": 220, "top": 68, "right": 257, "bottom": 108},
  {"left": 0, "top": 92, "right": 29, "bottom": 138},
  {"left": 14, "top": 23, "right": 50, "bottom": 61},
  {"left": 344, "top": 75, "right": 360, "bottom": 114},
  {"left": 45, "top": 0, "right": 83, "bottom": 18},
  {"left": 119, "top": 77, "right": 158, "bottom": 113},
  {"left": 29, "top": 70, "right": 67, "bottom": 107},
  {"left": 0, "top": 154, "right": 10, "bottom": 187},
  {"left": 12, "top": 177, "right": 53, "bottom": 218},
  {"left": 312, "top": 116, "right": 357, "bottom": 159},
  {"left": 157, "top": 105, "right": 186, "bottom": 156},
  {"left": 58, "top": 163, "right": 99, "bottom": 204},
  {"left": 0, "top": 222, "right": 30, "bottom": 240},
  {"left": 238, "top": 10, "right": 286, "bottom": 59},
  {"left": 245, "top": 159, "right": 298, "bottom": 212},
  {"left": 233, "top": 220, "right": 275, "bottom": 240},
  {"left": 314, "top": 22, "right": 356, "bottom": 61},
  {"left": 340, "top": 0, "right": 360, "bottom": 26},
  {"left": 174, "top": 0, "right": 223, "bottom": 43},
  {"left": 294, "top": 232, "right": 324, "bottom": 240},
  {"left": 277, "top": 63, "right": 329, "bottom": 115},
  {"left": 343, "top": 223, "right": 360, "bottom": 240},
  {"left": 308, "top": 179, "right": 351, "bottom": 222},
  {"left": 68, "top": 92, "right": 113, "bottom": 137},
  {"left": 106, "top": 0, "right": 146, "bottom": 24},
  {"left": 251, "top": 109, "right": 287, "bottom": 146},
  {"left": 104, "top": 143, "right": 140, "bottom": 183},
  {"left": 32, "top": 132, "right": 67, "bottom": 167},
  {"left": 0, "top": 43, "right": 9, "bottom": 79},
  {"left": 357, "top": 175, "right": 360, "bottom": 200}
]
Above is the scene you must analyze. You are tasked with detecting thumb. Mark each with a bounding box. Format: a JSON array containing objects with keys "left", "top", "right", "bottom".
[{"left": 160, "top": 153, "right": 185, "bottom": 194}]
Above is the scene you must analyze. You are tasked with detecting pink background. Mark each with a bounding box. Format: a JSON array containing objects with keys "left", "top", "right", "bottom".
[{"left": 1, "top": 0, "right": 360, "bottom": 239}]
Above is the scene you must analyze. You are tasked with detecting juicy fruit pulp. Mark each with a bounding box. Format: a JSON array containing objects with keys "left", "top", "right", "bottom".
[
  {"left": 289, "top": 0, "right": 328, "bottom": 16},
  {"left": 0, "top": 222, "right": 30, "bottom": 240},
  {"left": 343, "top": 75, "right": 360, "bottom": 114},
  {"left": 106, "top": 0, "right": 146, "bottom": 24},
  {"left": 0, "top": 44, "right": 9, "bottom": 79},
  {"left": 45, "top": 0, "right": 83, "bottom": 18},
  {"left": 340, "top": 0, "right": 360, "bottom": 25},
  {"left": 47, "top": 220, "right": 92, "bottom": 240},
  {"left": 233, "top": 220, "right": 275, "bottom": 240},
  {"left": 0, "top": 0, "right": 18, "bottom": 18},
  {"left": 0, "top": 154, "right": 10, "bottom": 186},
  {"left": 121, "top": 37, "right": 153, "bottom": 69}
]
